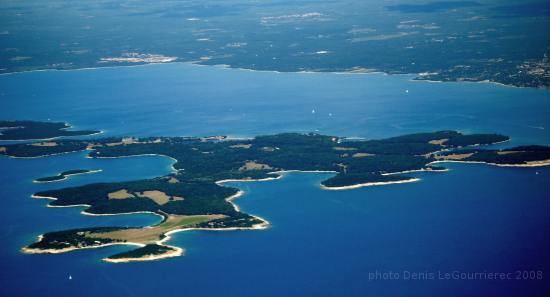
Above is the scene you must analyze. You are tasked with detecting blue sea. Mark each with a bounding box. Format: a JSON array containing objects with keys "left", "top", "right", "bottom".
[{"left": 0, "top": 63, "right": 549, "bottom": 296}]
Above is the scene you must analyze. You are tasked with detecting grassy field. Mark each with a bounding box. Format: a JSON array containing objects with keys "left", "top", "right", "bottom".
[{"left": 88, "top": 214, "right": 226, "bottom": 244}]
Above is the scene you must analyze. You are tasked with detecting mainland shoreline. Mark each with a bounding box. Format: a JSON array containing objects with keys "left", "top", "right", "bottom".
[{"left": 0, "top": 60, "right": 532, "bottom": 90}]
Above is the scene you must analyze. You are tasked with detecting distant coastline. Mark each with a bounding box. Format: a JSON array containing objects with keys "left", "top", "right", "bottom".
[{"left": 0, "top": 61, "right": 537, "bottom": 90}]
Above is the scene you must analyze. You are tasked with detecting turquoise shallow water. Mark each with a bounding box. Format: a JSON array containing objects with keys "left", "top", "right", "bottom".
[{"left": 0, "top": 63, "right": 549, "bottom": 296}]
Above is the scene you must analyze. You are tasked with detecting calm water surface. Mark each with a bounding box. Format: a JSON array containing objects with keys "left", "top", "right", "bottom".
[{"left": 0, "top": 63, "right": 549, "bottom": 296}]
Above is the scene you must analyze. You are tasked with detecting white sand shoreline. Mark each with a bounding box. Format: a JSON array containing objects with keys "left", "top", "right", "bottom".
[
  {"left": 22, "top": 145, "right": 550, "bottom": 262},
  {"left": 22, "top": 236, "right": 145, "bottom": 255},
  {"left": 27, "top": 186, "right": 269, "bottom": 262},
  {"left": 32, "top": 169, "right": 102, "bottom": 183},
  {"left": 102, "top": 246, "right": 184, "bottom": 263},
  {"left": 0, "top": 128, "right": 103, "bottom": 142},
  {"left": 31, "top": 194, "right": 166, "bottom": 219},
  {"left": 428, "top": 159, "right": 550, "bottom": 168},
  {"left": 381, "top": 168, "right": 449, "bottom": 176},
  {"left": 5, "top": 149, "right": 89, "bottom": 159},
  {"left": 320, "top": 177, "right": 421, "bottom": 190}
]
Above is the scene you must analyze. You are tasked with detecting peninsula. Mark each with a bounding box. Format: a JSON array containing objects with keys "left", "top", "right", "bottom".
[
  {"left": 2, "top": 121, "right": 549, "bottom": 262},
  {"left": 0, "top": 120, "right": 100, "bottom": 140},
  {"left": 34, "top": 169, "right": 101, "bottom": 183}
]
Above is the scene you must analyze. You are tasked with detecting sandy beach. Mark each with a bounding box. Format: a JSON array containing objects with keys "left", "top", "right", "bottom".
[
  {"left": 32, "top": 169, "right": 102, "bottom": 183},
  {"left": 6, "top": 149, "right": 89, "bottom": 159},
  {"left": 26, "top": 186, "right": 269, "bottom": 263},
  {"left": 428, "top": 159, "right": 550, "bottom": 168},
  {"left": 381, "top": 168, "right": 449, "bottom": 176},
  {"left": 102, "top": 246, "right": 184, "bottom": 263},
  {"left": 22, "top": 237, "right": 144, "bottom": 255},
  {"left": 22, "top": 149, "right": 550, "bottom": 263},
  {"left": 320, "top": 177, "right": 421, "bottom": 190}
]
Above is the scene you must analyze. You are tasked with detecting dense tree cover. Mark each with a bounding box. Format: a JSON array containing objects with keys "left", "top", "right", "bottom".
[
  {"left": 379, "top": 131, "right": 509, "bottom": 150},
  {"left": 37, "top": 178, "right": 239, "bottom": 216},
  {"left": 107, "top": 244, "right": 176, "bottom": 260},
  {"left": 35, "top": 169, "right": 93, "bottom": 182},
  {"left": 435, "top": 145, "right": 550, "bottom": 165},
  {"left": 322, "top": 173, "right": 411, "bottom": 188},
  {"left": 195, "top": 212, "right": 264, "bottom": 229},
  {"left": 13, "top": 124, "right": 550, "bottom": 259},
  {"left": 1, "top": 141, "right": 89, "bottom": 157},
  {"left": 35, "top": 175, "right": 66, "bottom": 182},
  {"left": 61, "top": 169, "right": 91, "bottom": 175},
  {"left": 345, "top": 155, "right": 429, "bottom": 174},
  {"left": 464, "top": 146, "right": 550, "bottom": 164},
  {"left": 444, "top": 134, "right": 508, "bottom": 147},
  {"left": 27, "top": 227, "right": 125, "bottom": 250},
  {"left": 24, "top": 130, "right": 528, "bottom": 222},
  {"left": 0, "top": 120, "right": 99, "bottom": 140},
  {"left": 2, "top": 129, "right": 545, "bottom": 191},
  {"left": 383, "top": 131, "right": 462, "bottom": 143}
]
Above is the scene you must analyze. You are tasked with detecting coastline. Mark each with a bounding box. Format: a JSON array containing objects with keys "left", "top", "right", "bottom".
[
  {"left": 4, "top": 149, "right": 89, "bottom": 159},
  {"left": 91, "top": 153, "right": 180, "bottom": 173},
  {"left": 20, "top": 233, "right": 185, "bottom": 264},
  {"left": 22, "top": 237, "right": 145, "bottom": 255},
  {"left": 20, "top": 141, "right": 550, "bottom": 262},
  {"left": 32, "top": 169, "right": 102, "bottom": 183},
  {"left": 22, "top": 160, "right": 550, "bottom": 262},
  {"left": 222, "top": 190, "right": 270, "bottom": 228},
  {"left": 97, "top": 211, "right": 272, "bottom": 264},
  {"left": 411, "top": 76, "right": 532, "bottom": 89},
  {"left": 26, "top": 185, "right": 270, "bottom": 263},
  {"left": 0, "top": 60, "right": 536, "bottom": 90},
  {"left": 381, "top": 168, "right": 449, "bottom": 176},
  {"left": 31, "top": 194, "right": 166, "bottom": 220},
  {"left": 215, "top": 174, "right": 284, "bottom": 186},
  {"left": 428, "top": 159, "right": 550, "bottom": 168},
  {"left": 320, "top": 177, "right": 421, "bottom": 190},
  {"left": 102, "top": 245, "right": 184, "bottom": 263},
  {"left": 0, "top": 129, "right": 103, "bottom": 143}
]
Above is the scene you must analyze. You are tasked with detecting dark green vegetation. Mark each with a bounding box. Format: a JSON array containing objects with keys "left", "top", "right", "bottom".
[
  {"left": 5, "top": 130, "right": 512, "bottom": 195},
  {"left": 34, "top": 175, "right": 65, "bottom": 182},
  {"left": 26, "top": 227, "right": 125, "bottom": 251},
  {"left": 436, "top": 145, "right": 550, "bottom": 165},
  {"left": 3, "top": 130, "right": 546, "bottom": 195},
  {"left": 322, "top": 173, "right": 408, "bottom": 188},
  {"left": 6, "top": 122, "right": 549, "bottom": 260},
  {"left": 3, "top": 129, "right": 546, "bottom": 214},
  {"left": 34, "top": 169, "right": 96, "bottom": 183},
  {"left": 39, "top": 178, "right": 242, "bottom": 217},
  {"left": 107, "top": 244, "right": 178, "bottom": 261},
  {"left": 0, "top": 140, "right": 89, "bottom": 157},
  {"left": 1, "top": 0, "right": 549, "bottom": 87},
  {"left": 0, "top": 120, "right": 99, "bottom": 140},
  {"left": 380, "top": 131, "right": 508, "bottom": 148}
]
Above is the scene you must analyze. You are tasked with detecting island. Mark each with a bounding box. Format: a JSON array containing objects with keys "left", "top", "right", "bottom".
[
  {"left": 2, "top": 122, "right": 549, "bottom": 262},
  {"left": 34, "top": 169, "right": 101, "bottom": 183},
  {"left": 0, "top": 120, "right": 100, "bottom": 140}
]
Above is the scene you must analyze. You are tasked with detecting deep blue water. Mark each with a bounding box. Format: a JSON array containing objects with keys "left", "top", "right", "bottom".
[{"left": 0, "top": 63, "right": 549, "bottom": 296}]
